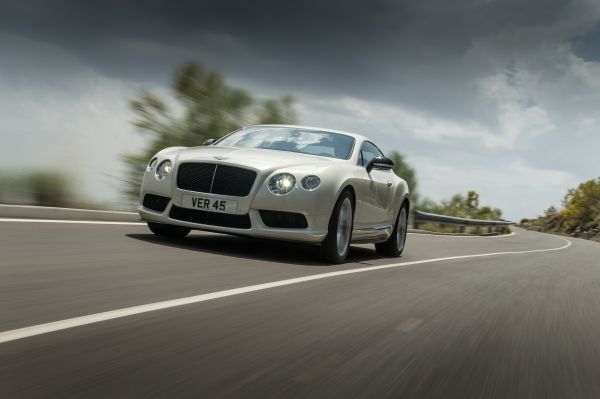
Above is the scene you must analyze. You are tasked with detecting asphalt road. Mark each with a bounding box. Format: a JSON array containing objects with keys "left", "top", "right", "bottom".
[{"left": 1, "top": 220, "right": 599, "bottom": 398}]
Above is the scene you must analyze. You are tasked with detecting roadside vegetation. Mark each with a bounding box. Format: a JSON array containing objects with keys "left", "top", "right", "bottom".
[
  {"left": 0, "top": 171, "right": 73, "bottom": 207},
  {"left": 389, "top": 151, "right": 418, "bottom": 203},
  {"left": 520, "top": 178, "right": 600, "bottom": 242},
  {"left": 0, "top": 171, "right": 123, "bottom": 210},
  {"left": 415, "top": 191, "right": 509, "bottom": 234}
]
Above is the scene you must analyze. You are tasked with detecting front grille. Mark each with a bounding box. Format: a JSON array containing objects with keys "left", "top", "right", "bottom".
[
  {"left": 170, "top": 205, "right": 251, "bottom": 229},
  {"left": 211, "top": 164, "right": 257, "bottom": 196},
  {"left": 143, "top": 194, "right": 170, "bottom": 212},
  {"left": 177, "top": 163, "right": 216, "bottom": 193},
  {"left": 176, "top": 163, "right": 257, "bottom": 197},
  {"left": 260, "top": 210, "right": 308, "bottom": 228}
]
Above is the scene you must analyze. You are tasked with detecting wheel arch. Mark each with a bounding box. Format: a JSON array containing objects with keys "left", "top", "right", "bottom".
[
  {"left": 402, "top": 196, "right": 410, "bottom": 213},
  {"left": 329, "top": 180, "right": 357, "bottom": 217},
  {"left": 342, "top": 184, "right": 356, "bottom": 213}
]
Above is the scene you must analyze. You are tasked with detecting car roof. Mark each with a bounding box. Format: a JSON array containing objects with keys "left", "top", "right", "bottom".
[{"left": 243, "top": 124, "right": 369, "bottom": 142}]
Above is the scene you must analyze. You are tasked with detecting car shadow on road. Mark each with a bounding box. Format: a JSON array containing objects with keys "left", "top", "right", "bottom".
[{"left": 126, "top": 232, "right": 382, "bottom": 266}]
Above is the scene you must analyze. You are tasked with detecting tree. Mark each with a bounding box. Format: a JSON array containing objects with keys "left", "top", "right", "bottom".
[
  {"left": 466, "top": 191, "right": 479, "bottom": 210},
  {"left": 416, "top": 191, "right": 505, "bottom": 233},
  {"left": 258, "top": 95, "right": 296, "bottom": 124},
  {"left": 123, "top": 61, "right": 297, "bottom": 201},
  {"left": 388, "top": 151, "right": 418, "bottom": 202},
  {"left": 520, "top": 177, "right": 600, "bottom": 241},
  {"left": 561, "top": 177, "right": 600, "bottom": 233},
  {"left": 417, "top": 191, "right": 502, "bottom": 219}
]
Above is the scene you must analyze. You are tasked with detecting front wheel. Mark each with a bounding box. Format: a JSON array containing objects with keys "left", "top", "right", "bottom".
[
  {"left": 147, "top": 222, "right": 191, "bottom": 238},
  {"left": 320, "top": 190, "right": 354, "bottom": 264},
  {"left": 375, "top": 205, "right": 408, "bottom": 257}
]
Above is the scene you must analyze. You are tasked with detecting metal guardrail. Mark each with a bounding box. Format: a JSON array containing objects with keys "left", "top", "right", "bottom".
[{"left": 414, "top": 210, "right": 513, "bottom": 233}]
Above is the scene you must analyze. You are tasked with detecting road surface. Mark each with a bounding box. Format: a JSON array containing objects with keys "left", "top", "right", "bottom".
[{"left": 1, "top": 219, "right": 599, "bottom": 398}]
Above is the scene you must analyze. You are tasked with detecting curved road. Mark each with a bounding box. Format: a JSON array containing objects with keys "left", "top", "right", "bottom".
[{"left": 1, "top": 220, "right": 599, "bottom": 398}]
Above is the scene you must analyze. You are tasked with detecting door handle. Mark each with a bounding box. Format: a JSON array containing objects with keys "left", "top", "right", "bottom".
[{"left": 386, "top": 182, "right": 392, "bottom": 188}]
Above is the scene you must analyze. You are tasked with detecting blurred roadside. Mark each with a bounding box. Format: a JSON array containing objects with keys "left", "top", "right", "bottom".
[{"left": 0, "top": 170, "right": 129, "bottom": 211}]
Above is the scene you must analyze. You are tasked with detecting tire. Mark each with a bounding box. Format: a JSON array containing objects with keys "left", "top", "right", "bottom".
[
  {"left": 320, "top": 190, "right": 354, "bottom": 264},
  {"left": 147, "top": 222, "right": 191, "bottom": 238},
  {"left": 375, "top": 205, "right": 408, "bottom": 257}
]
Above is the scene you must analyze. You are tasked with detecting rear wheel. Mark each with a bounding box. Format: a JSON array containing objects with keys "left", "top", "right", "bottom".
[
  {"left": 147, "top": 222, "right": 190, "bottom": 238},
  {"left": 320, "top": 190, "right": 354, "bottom": 264},
  {"left": 375, "top": 205, "right": 408, "bottom": 257}
]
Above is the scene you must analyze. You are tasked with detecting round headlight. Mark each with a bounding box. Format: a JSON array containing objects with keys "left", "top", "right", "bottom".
[
  {"left": 268, "top": 173, "right": 296, "bottom": 195},
  {"left": 155, "top": 160, "right": 172, "bottom": 180},
  {"left": 146, "top": 157, "right": 158, "bottom": 172},
  {"left": 301, "top": 175, "right": 321, "bottom": 191}
]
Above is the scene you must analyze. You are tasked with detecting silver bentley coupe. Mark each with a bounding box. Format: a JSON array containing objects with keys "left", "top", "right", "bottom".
[{"left": 139, "top": 125, "right": 410, "bottom": 263}]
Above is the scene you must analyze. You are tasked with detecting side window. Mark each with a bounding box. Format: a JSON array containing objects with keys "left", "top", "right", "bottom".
[{"left": 360, "top": 142, "right": 384, "bottom": 167}]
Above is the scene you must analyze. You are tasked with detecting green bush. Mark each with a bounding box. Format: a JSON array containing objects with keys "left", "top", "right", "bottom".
[
  {"left": 0, "top": 171, "right": 72, "bottom": 207},
  {"left": 521, "top": 178, "right": 600, "bottom": 241},
  {"left": 416, "top": 191, "right": 508, "bottom": 234}
]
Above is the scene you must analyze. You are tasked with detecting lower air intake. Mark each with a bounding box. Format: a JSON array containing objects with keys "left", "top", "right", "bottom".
[
  {"left": 169, "top": 205, "right": 251, "bottom": 229},
  {"left": 259, "top": 210, "right": 308, "bottom": 228},
  {"left": 143, "top": 194, "right": 170, "bottom": 212}
]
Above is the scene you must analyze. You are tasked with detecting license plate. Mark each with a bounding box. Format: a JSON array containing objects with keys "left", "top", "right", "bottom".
[{"left": 182, "top": 195, "right": 238, "bottom": 214}]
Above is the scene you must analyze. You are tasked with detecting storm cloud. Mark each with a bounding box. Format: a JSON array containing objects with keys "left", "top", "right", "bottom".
[{"left": 1, "top": 0, "right": 599, "bottom": 218}]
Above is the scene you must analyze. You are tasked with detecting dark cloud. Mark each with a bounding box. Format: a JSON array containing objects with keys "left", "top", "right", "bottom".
[
  {"left": 571, "top": 23, "right": 600, "bottom": 61},
  {"left": 2, "top": 0, "right": 594, "bottom": 126},
  {"left": 0, "top": 0, "right": 587, "bottom": 86}
]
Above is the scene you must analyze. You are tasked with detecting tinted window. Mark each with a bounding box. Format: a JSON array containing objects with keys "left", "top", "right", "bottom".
[
  {"left": 215, "top": 127, "right": 355, "bottom": 160},
  {"left": 359, "top": 141, "right": 384, "bottom": 166}
]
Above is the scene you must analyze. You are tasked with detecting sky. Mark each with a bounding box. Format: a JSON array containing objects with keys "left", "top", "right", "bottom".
[{"left": 0, "top": 0, "right": 599, "bottom": 219}]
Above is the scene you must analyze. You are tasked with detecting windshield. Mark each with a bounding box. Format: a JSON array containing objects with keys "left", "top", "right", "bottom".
[{"left": 214, "top": 127, "right": 355, "bottom": 160}]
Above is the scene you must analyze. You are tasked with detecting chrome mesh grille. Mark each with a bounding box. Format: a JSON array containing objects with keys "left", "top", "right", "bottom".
[{"left": 176, "top": 163, "right": 256, "bottom": 197}]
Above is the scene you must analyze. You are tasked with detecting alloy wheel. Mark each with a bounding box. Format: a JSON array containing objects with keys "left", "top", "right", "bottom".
[
  {"left": 336, "top": 198, "right": 353, "bottom": 256},
  {"left": 396, "top": 207, "right": 407, "bottom": 252}
]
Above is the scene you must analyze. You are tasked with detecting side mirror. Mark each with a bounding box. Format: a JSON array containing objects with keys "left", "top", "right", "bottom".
[
  {"left": 366, "top": 156, "right": 394, "bottom": 173},
  {"left": 202, "top": 138, "right": 216, "bottom": 146}
]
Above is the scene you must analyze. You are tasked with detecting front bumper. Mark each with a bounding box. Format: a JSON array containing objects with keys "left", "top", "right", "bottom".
[
  {"left": 138, "top": 200, "right": 329, "bottom": 243},
  {"left": 139, "top": 155, "right": 339, "bottom": 244}
]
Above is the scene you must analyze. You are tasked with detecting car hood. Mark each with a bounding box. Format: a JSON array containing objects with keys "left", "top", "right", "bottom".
[{"left": 176, "top": 146, "right": 338, "bottom": 172}]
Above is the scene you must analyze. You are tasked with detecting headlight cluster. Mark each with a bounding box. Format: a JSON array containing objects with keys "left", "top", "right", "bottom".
[
  {"left": 268, "top": 173, "right": 321, "bottom": 195},
  {"left": 268, "top": 173, "right": 296, "bottom": 195},
  {"left": 155, "top": 160, "right": 173, "bottom": 180},
  {"left": 147, "top": 157, "right": 173, "bottom": 181}
]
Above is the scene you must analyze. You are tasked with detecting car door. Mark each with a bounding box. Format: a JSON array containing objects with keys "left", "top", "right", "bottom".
[{"left": 354, "top": 141, "right": 393, "bottom": 228}]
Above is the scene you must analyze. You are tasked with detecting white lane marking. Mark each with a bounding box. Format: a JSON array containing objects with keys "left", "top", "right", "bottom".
[
  {"left": 0, "top": 218, "right": 144, "bottom": 225},
  {"left": 0, "top": 236, "right": 571, "bottom": 344}
]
